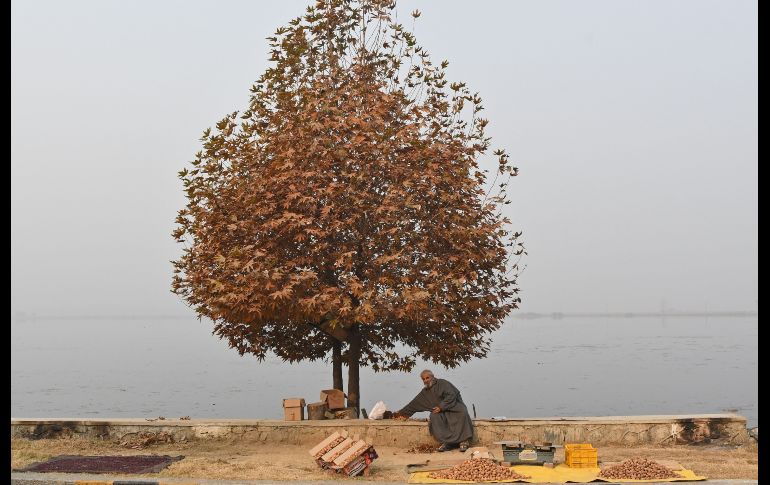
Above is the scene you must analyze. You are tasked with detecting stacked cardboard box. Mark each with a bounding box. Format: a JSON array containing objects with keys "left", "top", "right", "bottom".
[
  {"left": 319, "top": 389, "right": 346, "bottom": 410},
  {"left": 282, "top": 398, "right": 305, "bottom": 421},
  {"left": 308, "top": 430, "right": 378, "bottom": 477}
]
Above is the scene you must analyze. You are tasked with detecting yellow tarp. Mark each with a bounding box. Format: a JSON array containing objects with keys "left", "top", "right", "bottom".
[{"left": 408, "top": 464, "right": 706, "bottom": 483}]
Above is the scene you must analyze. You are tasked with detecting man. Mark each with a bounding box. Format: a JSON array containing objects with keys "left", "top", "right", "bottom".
[{"left": 395, "top": 370, "right": 474, "bottom": 452}]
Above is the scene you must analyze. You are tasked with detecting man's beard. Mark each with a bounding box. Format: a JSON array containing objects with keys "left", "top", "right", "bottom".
[{"left": 425, "top": 378, "right": 436, "bottom": 388}]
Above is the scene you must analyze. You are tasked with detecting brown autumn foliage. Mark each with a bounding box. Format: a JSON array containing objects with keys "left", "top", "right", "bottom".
[{"left": 172, "top": 0, "right": 524, "bottom": 410}]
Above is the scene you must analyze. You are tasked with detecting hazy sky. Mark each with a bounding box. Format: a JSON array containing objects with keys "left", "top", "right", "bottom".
[{"left": 11, "top": 0, "right": 757, "bottom": 316}]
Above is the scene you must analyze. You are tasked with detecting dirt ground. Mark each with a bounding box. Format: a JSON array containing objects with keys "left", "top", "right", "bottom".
[{"left": 11, "top": 436, "right": 758, "bottom": 481}]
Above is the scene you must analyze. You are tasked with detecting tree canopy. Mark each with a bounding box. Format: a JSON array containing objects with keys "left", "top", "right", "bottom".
[{"left": 172, "top": 0, "right": 524, "bottom": 411}]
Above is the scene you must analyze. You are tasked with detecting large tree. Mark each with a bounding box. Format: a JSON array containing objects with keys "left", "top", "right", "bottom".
[{"left": 172, "top": 0, "right": 524, "bottom": 414}]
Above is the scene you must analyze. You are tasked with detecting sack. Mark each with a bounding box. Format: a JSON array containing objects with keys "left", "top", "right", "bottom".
[{"left": 368, "top": 400, "right": 387, "bottom": 419}]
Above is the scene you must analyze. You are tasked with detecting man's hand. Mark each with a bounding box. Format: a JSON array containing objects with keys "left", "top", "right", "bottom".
[{"left": 431, "top": 406, "right": 441, "bottom": 414}]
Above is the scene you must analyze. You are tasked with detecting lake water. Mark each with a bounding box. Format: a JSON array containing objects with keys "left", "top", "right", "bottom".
[{"left": 10, "top": 316, "right": 757, "bottom": 427}]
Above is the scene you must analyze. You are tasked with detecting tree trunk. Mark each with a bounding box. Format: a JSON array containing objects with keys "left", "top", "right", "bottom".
[
  {"left": 346, "top": 325, "right": 361, "bottom": 416},
  {"left": 332, "top": 340, "right": 344, "bottom": 391}
]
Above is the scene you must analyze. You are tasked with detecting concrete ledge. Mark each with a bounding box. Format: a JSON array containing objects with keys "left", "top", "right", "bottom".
[{"left": 11, "top": 414, "right": 749, "bottom": 446}]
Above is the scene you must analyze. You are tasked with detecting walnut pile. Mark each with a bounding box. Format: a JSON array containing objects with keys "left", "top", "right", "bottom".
[
  {"left": 598, "top": 457, "right": 681, "bottom": 480},
  {"left": 405, "top": 444, "right": 436, "bottom": 453},
  {"left": 428, "top": 458, "right": 531, "bottom": 481}
]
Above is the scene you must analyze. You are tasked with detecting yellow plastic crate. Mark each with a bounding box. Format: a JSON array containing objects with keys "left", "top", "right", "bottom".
[{"left": 564, "top": 443, "right": 598, "bottom": 468}]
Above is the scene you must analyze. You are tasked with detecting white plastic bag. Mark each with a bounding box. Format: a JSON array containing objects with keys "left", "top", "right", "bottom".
[{"left": 368, "top": 400, "right": 387, "bottom": 419}]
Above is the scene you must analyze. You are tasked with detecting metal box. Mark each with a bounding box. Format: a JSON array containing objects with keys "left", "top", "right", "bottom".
[{"left": 494, "top": 441, "right": 557, "bottom": 465}]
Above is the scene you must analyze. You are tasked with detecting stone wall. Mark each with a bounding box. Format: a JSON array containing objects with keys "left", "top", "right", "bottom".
[{"left": 10, "top": 414, "right": 749, "bottom": 446}]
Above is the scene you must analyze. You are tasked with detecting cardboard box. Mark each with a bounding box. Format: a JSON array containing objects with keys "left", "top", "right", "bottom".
[
  {"left": 320, "top": 389, "right": 346, "bottom": 410},
  {"left": 283, "top": 398, "right": 306, "bottom": 421}
]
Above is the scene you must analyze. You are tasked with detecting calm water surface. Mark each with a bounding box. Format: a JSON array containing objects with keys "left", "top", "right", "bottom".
[{"left": 11, "top": 316, "right": 757, "bottom": 427}]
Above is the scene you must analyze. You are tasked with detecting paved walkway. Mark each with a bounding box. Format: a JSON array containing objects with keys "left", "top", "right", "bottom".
[{"left": 9, "top": 473, "right": 760, "bottom": 485}]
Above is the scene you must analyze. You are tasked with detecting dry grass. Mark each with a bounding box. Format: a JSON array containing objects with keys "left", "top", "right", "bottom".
[{"left": 12, "top": 436, "right": 758, "bottom": 481}]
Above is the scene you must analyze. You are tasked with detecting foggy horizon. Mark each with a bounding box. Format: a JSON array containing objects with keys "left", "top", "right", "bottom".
[{"left": 12, "top": 0, "right": 757, "bottom": 317}]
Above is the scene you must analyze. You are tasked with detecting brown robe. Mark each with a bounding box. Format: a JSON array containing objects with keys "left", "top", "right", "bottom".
[{"left": 397, "top": 378, "right": 474, "bottom": 445}]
